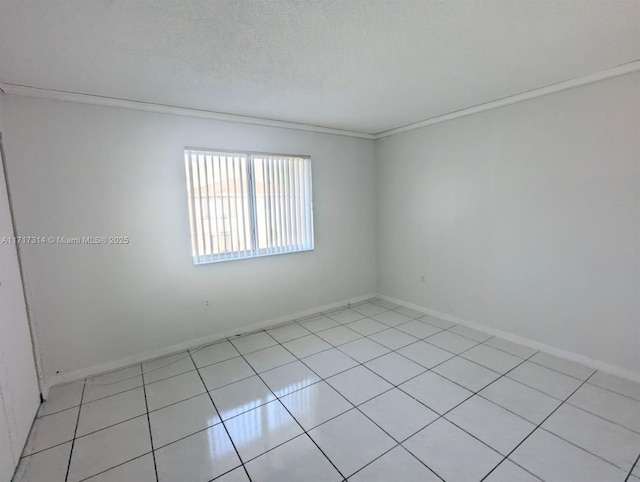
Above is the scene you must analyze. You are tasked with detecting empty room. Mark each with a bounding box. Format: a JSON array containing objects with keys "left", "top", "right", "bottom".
[{"left": 1, "top": 1, "right": 639, "bottom": 481}]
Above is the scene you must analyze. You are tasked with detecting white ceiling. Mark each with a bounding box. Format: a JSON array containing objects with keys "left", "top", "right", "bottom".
[{"left": 0, "top": 1, "right": 638, "bottom": 134}]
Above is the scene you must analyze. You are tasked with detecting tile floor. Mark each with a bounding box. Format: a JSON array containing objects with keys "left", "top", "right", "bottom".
[{"left": 12, "top": 298, "right": 640, "bottom": 481}]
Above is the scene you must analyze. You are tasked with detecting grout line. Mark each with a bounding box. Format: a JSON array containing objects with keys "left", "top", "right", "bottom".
[
  {"left": 561, "top": 399, "right": 640, "bottom": 436},
  {"left": 625, "top": 452, "right": 640, "bottom": 482},
  {"left": 145, "top": 390, "right": 206, "bottom": 415},
  {"left": 75, "top": 452, "right": 152, "bottom": 481},
  {"left": 30, "top": 403, "right": 79, "bottom": 421},
  {"left": 64, "top": 379, "right": 86, "bottom": 482},
  {"left": 140, "top": 363, "right": 159, "bottom": 482},
  {"left": 479, "top": 371, "right": 597, "bottom": 481},
  {"left": 288, "top": 319, "right": 515, "bottom": 477},
  {"left": 52, "top": 318, "right": 632, "bottom": 480},
  {"left": 80, "top": 380, "right": 144, "bottom": 404},
  {"left": 535, "top": 425, "right": 635, "bottom": 473},
  {"left": 37, "top": 304, "right": 640, "bottom": 480},
  {"left": 231, "top": 331, "right": 348, "bottom": 480},
  {"left": 347, "top": 347, "right": 539, "bottom": 481},
  {"left": 583, "top": 380, "right": 640, "bottom": 404},
  {"left": 186, "top": 350, "right": 254, "bottom": 482}
]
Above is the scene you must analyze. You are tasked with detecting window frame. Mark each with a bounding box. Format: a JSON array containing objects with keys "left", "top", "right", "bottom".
[{"left": 184, "top": 147, "right": 314, "bottom": 265}]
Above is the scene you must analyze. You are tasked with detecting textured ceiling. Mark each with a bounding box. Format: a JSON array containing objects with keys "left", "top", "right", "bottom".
[{"left": 0, "top": 0, "right": 638, "bottom": 134}]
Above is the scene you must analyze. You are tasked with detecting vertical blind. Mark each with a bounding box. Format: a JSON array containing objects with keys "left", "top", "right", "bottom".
[{"left": 184, "top": 149, "right": 314, "bottom": 264}]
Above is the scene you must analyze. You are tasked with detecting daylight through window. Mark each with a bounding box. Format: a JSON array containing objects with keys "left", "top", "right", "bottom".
[{"left": 184, "top": 149, "right": 314, "bottom": 264}]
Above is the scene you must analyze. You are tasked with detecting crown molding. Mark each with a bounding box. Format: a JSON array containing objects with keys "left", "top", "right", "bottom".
[
  {"left": 0, "top": 84, "right": 376, "bottom": 140},
  {"left": 374, "top": 60, "right": 640, "bottom": 139},
  {"left": 2, "top": 60, "right": 638, "bottom": 140}
]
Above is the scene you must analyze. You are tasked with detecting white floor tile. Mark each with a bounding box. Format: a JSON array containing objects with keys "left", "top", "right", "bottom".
[
  {"left": 210, "top": 375, "right": 276, "bottom": 421},
  {"left": 316, "top": 326, "right": 362, "bottom": 346},
  {"left": 425, "top": 330, "right": 478, "bottom": 354},
  {"left": 224, "top": 400, "right": 303, "bottom": 462},
  {"left": 449, "top": 324, "right": 492, "bottom": 342},
  {"left": 508, "top": 361, "right": 583, "bottom": 400},
  {"left": 397, "top": 340, "right": 454, "bottom": 368},
  {"left": 89, "top": 365, "right": 141, "bottom": 385},
  {"left": 260, "top": 361, "right": 321, "bottom": 397},
  {"left": 191, "top": 341, "right": 240, "bottom": 368},
  {"left": 283, "top": 334, "right": 332, "bottom": 358},
  {"left": 350, "top": 303, "right": 388, "bottom": 317},
  {"left": 300, "top": 316, "right": 340, "bottom": 333},
  {"left": 369, "top": 328, "right": 417, "bottom": 350},
  {"left": 230, "top": 332, "right": 278, "bottom": 354},
  {"left": 400, "top": 371, "right": 472, "bottom": 414},
  {"left": 395, "top": 320, "right": 442, "bottom": 339},
  {"left": 529, "top": 352, "right": 594, "bottom": 380},
  {"left": 371, "top": 299, "right": 400, "bottom": 310},
  {"left": 309, "top": 409, "right": 395, "bottom": 478},
  {"left": 543, "top": 404, "right": 640, "bottom": 471},
  {"left": 346, "top": 318, "right": 388, "bottom": 336},
  {"left": 215, "top": 467, "right": 251, "bottom": 482},
  {"left": 155, "top": 423, "right": 241, "bottom": 482},
  {"left": 338, "top": 338, "right": 390, "bottom": 363},
  {"left": 348, "top": 446, "right": 440, "bottom": 482},
  {"left": 394, "top": 306, "right": 427, "bottom": 319},
  {"left": 280, "top": 381, "right": 352, "bottom": 430},
  {"left": 244, "top": 345, "right": 296, "bottom": 373},
  {"left": 371, "top": 311, "right": 413, "bottom": 327},
  {"left": 462, "top": 344, "right": 523, "bottom": 374},
  {"left": 588, "top": 371, "right": 640, "bottom": 402},
  {"left": 483, "top": 460, "right": 541, "bottom": 482},
  {"left": 246, "top": 434, "right": 342, "bottom": 482},
  {"left": 13, "top": 442, "right": 71, "bottom": 482},
  {"left": 67, "top": 415, "right": 151, "bottom": 482},
  {"left": 302, "top": 348, "right": 358, "bottom": 378},
  {"left": 510, "top": 428, "right": 626, "bottom": 481},
  {"left": 433, "top": 356, "right": 500, "bottom": 392},
  {"left": 446, "top": 396, "right": 535, "bottom": 455},
  {"left": 364, "top": 352, "right": 426, "bottom": 385},
  {"left": 567, "top": 383, "right": 640, "bottom": 433},
  {"left": 142, "top": 354, "right": 196, "bottom": 384},
  {"left": 33, "top": 316, "right": 640, "bottom": 482},
  {"left": 326, "top": 308, "right": 365, "bottom": 324},
  {"left": 146, "top": 370, "right": 206, "bottom": 411},
  {"left": 38, "top": 381, "right": 84, "bottom": 416},
  {"left": 267, "top": 323, "right": 311, "bottom": 343},
  {"left": 404, "top": 418, "right": 502, "bottom": 481},
  {"left": 23, "top": 406, "right": 78, "bottom": 455},
  {"left": 199, "top": 357, "right": 254, "bottom": 391},
  {"left": 419, "top": 315, "right": 456, "bottom": 329},
  {"left": 326, "top": 366, "right": 393, "bottom": 405},
  {"left": 84, "top": 454, "right": 156, "bottom": 482},
  {"left": 484, "top": 337, "right": 538, "bottom": 359},
  {"left": 359, "top": 388, "right": 438, "bottom": 442},
  {"left": 83, "top": 375, "right": 143, "bottom": 403},
  {"left": 149, "top": 393, "right": 220, "bottom": 448},
  {"left": 479, "top": 376, "right": 562, "bottom": 424},
  {"left": 76, "top": 387, "right": 146, "bottom": 437}
]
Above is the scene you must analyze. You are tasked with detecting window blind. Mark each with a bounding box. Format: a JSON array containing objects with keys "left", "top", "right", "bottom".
[{"left": 184, "top": 149, "right": 314, "bottom": 264}]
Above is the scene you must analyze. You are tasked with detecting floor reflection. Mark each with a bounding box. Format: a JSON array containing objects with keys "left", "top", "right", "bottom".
[{"left": 214, "top": 379, "right": 310, "bottom": 455}]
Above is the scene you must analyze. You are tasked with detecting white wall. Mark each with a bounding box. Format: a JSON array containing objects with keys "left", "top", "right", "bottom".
[
  {"left": 2, "top": 96, "right": 376, "bottom": 387},
  {"left": 376, "top": 72, "right": 640, "bottom": 376},
  {"left": 0, "top": 95, "right": 40, "bottom": 481}
]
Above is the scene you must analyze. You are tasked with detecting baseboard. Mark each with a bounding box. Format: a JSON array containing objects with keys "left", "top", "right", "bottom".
[
  {"left": 44, "top": 292, "right": 376, "bottom": 395},
  {"left": 377, "top": 294, "right": 640, "bottom": 384}
]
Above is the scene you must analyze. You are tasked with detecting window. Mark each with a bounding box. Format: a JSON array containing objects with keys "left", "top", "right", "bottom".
[{"left": 184, "top": 148, "right": 314, "bottom": 264}]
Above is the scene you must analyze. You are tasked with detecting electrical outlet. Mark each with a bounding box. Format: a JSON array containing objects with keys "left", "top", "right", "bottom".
[
  {"left": 203, "top": 299, "right": 210, "bottom": 307},
  {"left": 420, "top": 275, "right": 426, "bottom": 284}
]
